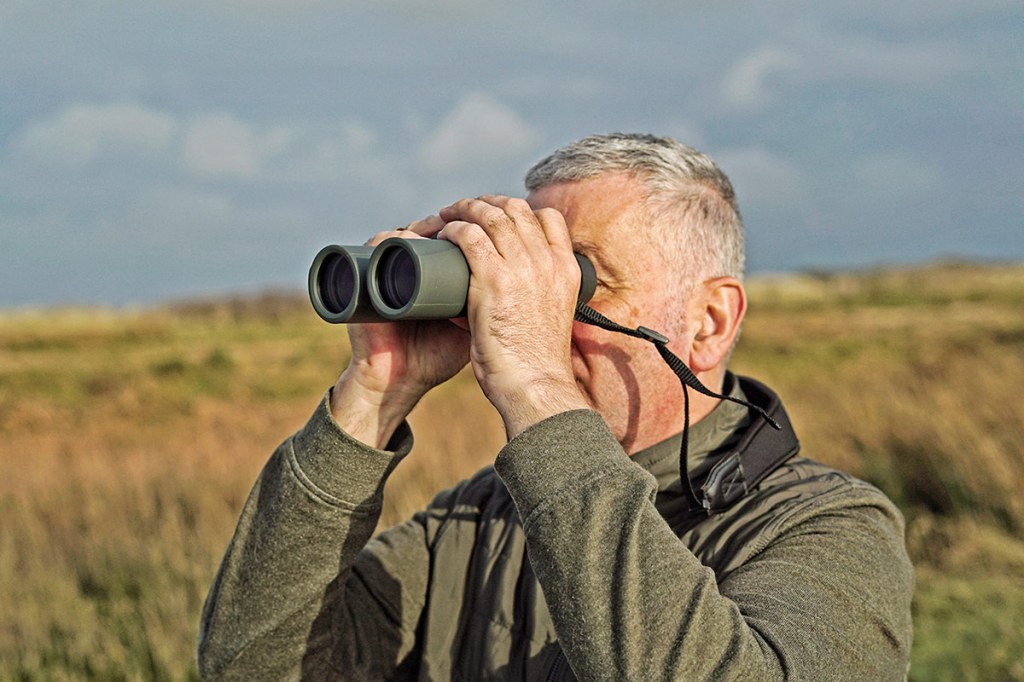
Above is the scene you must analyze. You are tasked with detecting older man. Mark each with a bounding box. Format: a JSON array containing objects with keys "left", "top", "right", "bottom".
[{"left": 199, "top": 133, "right": 913, "bottom": 680}]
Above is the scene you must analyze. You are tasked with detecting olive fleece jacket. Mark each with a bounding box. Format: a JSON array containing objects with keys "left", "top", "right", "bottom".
[{"left": 198, "top": 376, "right": 914, "bottom": 680}]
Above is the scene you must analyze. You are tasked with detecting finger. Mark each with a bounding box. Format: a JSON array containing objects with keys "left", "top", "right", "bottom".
[
  {"left": 472, "top": 197, "right": 574, "bottom": 293},
  {"left": 405, "top": 214, "right": 446, "bottom": 238},
  {"left": 532, "top": 206, "right": 573, "bottom": 252},
  {"left": 364, "top": 229, "right": 429, "bottom": 247},
  {"left": 436, "top": 220, "right": 501, "bottom": 274},
  {"left": 477, "top": 195, "right": 553, "bottom": 252},
  {"left": 439, "top": 197, "right": 531, "bottom": 258},
  {"left": 531, "top": 206, "right": 580, "bottom": 292}
]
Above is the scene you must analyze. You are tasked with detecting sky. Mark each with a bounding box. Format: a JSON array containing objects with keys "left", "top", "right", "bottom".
[{"left": 1, "top": 0, "right": 1022, "bottom": 307}]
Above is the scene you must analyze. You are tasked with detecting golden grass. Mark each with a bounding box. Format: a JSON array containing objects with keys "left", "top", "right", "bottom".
[{"left": 1, "top": 262, "right": 1022, "bottom": 680}]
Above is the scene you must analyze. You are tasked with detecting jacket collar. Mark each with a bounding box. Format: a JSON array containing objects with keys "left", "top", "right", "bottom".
[
  {"left": 632, "top": 373, "right": 801, "bottom": 513},
  {"left": 632, "top": 372, "right": 749, "bottom": 493}
]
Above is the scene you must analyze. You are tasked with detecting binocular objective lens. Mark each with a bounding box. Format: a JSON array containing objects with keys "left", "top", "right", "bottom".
[
  {"left": 379, "top": 248, "right": 418, "bottom": 310},
  {"left": 318, "top": 253, "right": 356, "bottom": 315}
]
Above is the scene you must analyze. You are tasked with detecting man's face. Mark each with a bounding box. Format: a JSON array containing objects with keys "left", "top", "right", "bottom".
[{"left": 527, "top": 172, "right": 690, "bottom": 453}]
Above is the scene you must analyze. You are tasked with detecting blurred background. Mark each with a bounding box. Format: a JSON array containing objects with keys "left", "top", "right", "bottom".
[{"left": 1, "top": 1, "right": 1022, "bottom": 680}]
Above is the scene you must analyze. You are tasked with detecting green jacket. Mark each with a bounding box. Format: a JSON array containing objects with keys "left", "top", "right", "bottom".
[{"left": 199, "top": 375, "right": 913, "bottom": 680}]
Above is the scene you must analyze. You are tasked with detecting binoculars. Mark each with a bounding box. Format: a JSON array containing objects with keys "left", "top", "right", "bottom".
[{"left": 309, "top": 237, "right": 597, "bottom": 323}]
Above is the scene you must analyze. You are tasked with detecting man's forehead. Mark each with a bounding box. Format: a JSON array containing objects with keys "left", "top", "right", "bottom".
[
  {"left": 527, "top": 174, "right": 652, "bottom": 282},
  {"left": 527, "top": 172, "right": 645, "bottom": 214},
  {"left": 527, "top": 174, "right": 648, "bottom": 242}
]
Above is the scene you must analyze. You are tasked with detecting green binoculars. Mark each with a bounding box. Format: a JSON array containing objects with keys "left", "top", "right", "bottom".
[{"left": 308, "top": 237, "right": 597, "bottom": 323}]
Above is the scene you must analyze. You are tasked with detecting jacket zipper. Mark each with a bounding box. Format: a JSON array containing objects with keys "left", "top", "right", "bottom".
[{"left": 546, "top": 650, "right": 567, "bottom": 682}]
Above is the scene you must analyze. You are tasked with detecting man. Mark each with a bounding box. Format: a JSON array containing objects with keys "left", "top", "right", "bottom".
[{"left": 198, "top": 133, "right": 913, "bottom": 680}]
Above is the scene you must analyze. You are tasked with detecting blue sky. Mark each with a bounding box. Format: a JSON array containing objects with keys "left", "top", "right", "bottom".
[{"left": 1, "top": 0, "right": 1021, "bottom": 306}]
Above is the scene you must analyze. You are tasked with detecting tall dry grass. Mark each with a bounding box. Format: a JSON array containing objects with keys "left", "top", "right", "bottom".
[{"left": 1, "top": 262, "right": 1022, "bottom": 680}]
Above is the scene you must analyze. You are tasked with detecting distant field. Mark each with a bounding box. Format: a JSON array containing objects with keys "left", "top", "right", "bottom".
[{"left": 1, "top": 262, "right": 1022, "bottom": 680}]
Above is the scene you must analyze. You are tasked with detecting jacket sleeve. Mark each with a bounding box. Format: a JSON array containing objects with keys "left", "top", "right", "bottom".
[
  {"left": 197, "top": 392, "right": 435, "bottom": 681},
  {"left": 494, "top": 409, "right": 914, "bottom": 681}
]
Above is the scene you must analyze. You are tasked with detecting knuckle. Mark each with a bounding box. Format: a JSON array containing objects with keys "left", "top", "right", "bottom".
[
  {"left": 440, "top": 220, "right": 465, "bottom": 238},
  {"left": 367, "top": 230, "right": 395, "bottom": 246},
  {"left": 504, "top": 197, "right": 531, "bottom": 215},
  {"left": 448, "top": 221, "right": 489, "bottom": 251},
  {"left": 534, "top": 207, "right": 563, "bottom": 223},
  {"left": 481, "top": 205, "right": 512, "bottom": 232}
]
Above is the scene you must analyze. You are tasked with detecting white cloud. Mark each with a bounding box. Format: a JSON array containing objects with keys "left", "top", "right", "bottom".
[
  {"left": 342, "top": 122, "right": 376, "bottom": 152},
  {"left": 253, "top": 118, "right": 405, "bottom": 190},
  {"left": 182, "top": 114, "right": 293, "bottom": 179},
  {"left": 722, "top": 48, "right": 800, "bottom": 110},
  {"left": 7, "top": 102, "right": 392, "bottom": 190},
  {"left": 419, "top": 92, "right": 538, "bottom": 172},
  {"left": 722, "top": 35, "right": 970, "bottom": 112},
  {"left": 11, "top": 103, "right": 177, "bottom": 167}
]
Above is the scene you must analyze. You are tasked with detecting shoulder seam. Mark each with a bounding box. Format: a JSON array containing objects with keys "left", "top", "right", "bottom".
[{"left": 746, "top": 476, "right": 895, "bottom": 557}]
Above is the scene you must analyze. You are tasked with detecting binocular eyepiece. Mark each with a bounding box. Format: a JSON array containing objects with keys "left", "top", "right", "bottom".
[{"left": 309, "top": 237, "right": 597, "bottom": 323}]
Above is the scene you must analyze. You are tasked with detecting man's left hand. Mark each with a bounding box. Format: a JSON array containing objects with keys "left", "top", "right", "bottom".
[{"left": 437, "top": 195, "right": 590, "bottom": 439}]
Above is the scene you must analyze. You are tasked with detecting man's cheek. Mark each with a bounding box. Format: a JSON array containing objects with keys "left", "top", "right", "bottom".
[{"left": 570, "top": 321, "right": 606, "bottom": 352}]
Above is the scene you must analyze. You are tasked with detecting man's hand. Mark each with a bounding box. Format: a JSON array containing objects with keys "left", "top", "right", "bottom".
[
  {"left": 331, "top": 216, "right": 470, "bottom": 449},
  {"left": 437, "top": 196, "right": 590, "bottom": 439}
]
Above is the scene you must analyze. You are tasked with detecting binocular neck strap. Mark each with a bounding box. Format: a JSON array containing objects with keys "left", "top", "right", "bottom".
[{"left": 573, "top": 302, "right": 781, "bottom": 513}]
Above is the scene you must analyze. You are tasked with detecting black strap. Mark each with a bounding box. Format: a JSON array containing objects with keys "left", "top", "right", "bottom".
[
  {"left": 700, "top": 376, "right": 801, "bottom": 512},
  {"left": 574, "top": 302, "right": 781, "bottom": 512}
]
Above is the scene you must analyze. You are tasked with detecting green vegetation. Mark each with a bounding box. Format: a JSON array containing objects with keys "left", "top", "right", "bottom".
[{"left": 1, "top": 263, "right": 1022, "bottom": 680}]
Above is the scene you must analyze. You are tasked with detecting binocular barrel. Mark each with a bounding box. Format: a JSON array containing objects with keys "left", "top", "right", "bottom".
[{"left": 309, "top": 237, "right": 597, "bottom": 323}]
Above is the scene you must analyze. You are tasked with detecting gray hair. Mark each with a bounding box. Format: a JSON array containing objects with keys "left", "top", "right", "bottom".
[{"left": 525, "top": 133, "right": 745, "bottom": 288}]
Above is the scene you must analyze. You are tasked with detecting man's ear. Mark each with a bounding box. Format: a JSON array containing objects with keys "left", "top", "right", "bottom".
[{"left": 688, "top": 277, "right": 746, "bottom": 373}]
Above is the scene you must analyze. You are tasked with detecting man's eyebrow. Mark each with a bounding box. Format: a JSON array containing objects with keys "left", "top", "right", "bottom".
[{"left": 571, "top": 240, "right": 624, "bottom": 282}]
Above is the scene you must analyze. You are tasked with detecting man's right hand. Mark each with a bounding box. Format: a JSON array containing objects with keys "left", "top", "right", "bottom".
[{"left": 330, "top": 216, "right": 471, "bottom": 449}]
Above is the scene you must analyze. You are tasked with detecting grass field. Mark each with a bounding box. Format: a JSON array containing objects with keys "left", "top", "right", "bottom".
[{"left": 1, "top": 262, "right": 1022, "bottom": 680}]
